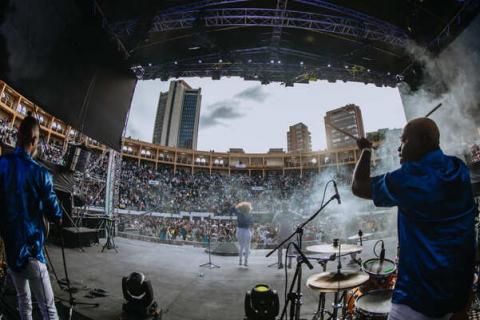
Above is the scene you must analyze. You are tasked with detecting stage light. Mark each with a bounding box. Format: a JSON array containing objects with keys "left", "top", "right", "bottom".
[
  {"left": 148, "top": 63, "right": 152, "bottom": 67},
  {"left": 344, "top": 65, "right": 349, "bottom": 69},
  {"left": 367, "top": 69, "right": 371, "bottom": 72},
  {"left": 198, "top": 60, "right": 202, "bottom": 64},
  {"left": 248, "top": 59, "right": 252, "bottom": 63},
  {"left": 122, "top": 272, "right": 158, "bottom": 317},
  {"left": 270, "top": 60, "right": 274, "bottom": 64},
  {"left": 277, "top": 60, "right": 281, "bottom": 64},
  {"left": 387, "top": 72, "right": 391, "bottom": 76},
  {"left": 327, "top": 64, "right": 331, "bottom": 67},
  {"left": 218, "top": 59, "right": 223, "bottom": 63},
  {"left": 174, "top": 61, "right": 178, "bottom": 65},
  {"left": 244, "top": 284, "right": 279, "bottom": 320},
  {"left": 300, "top": 61, "right": 304, "bottom": 65}
]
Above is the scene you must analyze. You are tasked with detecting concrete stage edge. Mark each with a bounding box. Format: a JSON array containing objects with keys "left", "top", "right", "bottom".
[{"left": 44, "top": 237, "right": 398, "bottom": 320}]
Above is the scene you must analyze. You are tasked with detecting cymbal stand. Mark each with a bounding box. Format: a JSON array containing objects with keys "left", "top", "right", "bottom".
[{"left": 266, "top": 193, "right": 340, "bottom": 320}]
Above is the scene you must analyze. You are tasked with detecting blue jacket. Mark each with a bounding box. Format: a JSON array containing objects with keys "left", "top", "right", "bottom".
[
  {"left": 0, "top": 148, "right": 62, "bottom": 272},
  {"left": 371, "top": 149, "right": 475, "bottom": 317}
]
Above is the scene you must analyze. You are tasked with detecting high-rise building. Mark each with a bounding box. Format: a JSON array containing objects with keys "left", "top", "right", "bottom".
[
  {"left": 324, "top": 104, "right": 364, "bottom": 149},
  {"left": 152, "top": 80, "right": 202, "bottom": 149},
  {"left": 287, "top": 122, "right": 312, "bottom": 152}
]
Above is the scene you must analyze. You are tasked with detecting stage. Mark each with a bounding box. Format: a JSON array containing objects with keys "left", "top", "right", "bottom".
[{"left": 34, "top": 236, "right": 398, "bottom": 320}]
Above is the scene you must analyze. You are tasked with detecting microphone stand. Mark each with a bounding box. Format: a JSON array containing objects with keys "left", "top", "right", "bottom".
[{"left": 266, "top": 193, "right": 340, "bottom": 320}]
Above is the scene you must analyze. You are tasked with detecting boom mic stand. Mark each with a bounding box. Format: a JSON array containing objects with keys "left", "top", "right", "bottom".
[{"left": 266, "top": 193, "right": 340, "bottom": 320}]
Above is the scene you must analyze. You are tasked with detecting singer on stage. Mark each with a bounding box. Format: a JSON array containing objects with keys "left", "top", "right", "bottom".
[
  {"left": 0, "top": 113, "right": 63, "bottom": 320},
  {"left": 352, "top": 118, "right": 475, "bottom": 320},
  {"left": 234, "top": 202, "right": 254, "bottom": 266}
]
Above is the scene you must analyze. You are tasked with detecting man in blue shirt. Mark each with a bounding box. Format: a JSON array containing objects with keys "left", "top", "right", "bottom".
[
  {"left": 352, "top": 118, "right": 475, "bottom": 320},
  {"left": 0, "top": 113, "right": 63, "bottom": 320}
]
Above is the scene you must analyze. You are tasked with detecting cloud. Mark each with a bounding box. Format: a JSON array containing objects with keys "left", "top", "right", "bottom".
[
  {"left": 200, "top": 100, "right": 243, "bottom": 128},
  {"left": 235, "top": 85, "right": 269, "bottom": 102}
]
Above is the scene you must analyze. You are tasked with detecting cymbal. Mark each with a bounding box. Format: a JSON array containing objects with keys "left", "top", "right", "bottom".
[
  {"left": 306, "top": 243, "right": 362, "bottom": 255},
  {"left": 348, "top": 233, "right": 374, "bottom": 241},
  {"left": 306, "top": 271, "right": 369, "bottom": 292}
]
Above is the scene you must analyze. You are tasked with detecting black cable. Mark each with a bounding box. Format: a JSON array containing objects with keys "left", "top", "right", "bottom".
[
  {"left": 373, "top": 239, "right": 384, "bottom": 258},
  {"left": 284, "top": 241, "right": 295, "bottom": 314}
]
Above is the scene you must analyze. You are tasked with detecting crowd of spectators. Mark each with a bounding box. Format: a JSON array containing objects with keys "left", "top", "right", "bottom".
[{"left": 118, "top": 214, "right": 322, "bottom": 247}]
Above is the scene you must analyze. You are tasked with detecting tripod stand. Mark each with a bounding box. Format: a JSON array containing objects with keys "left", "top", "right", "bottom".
[
  {"left": 101, "top": 217, "right": 118, "bottom": 253},
  {"left": 199, "top": 227, "right": 220, "bottom": 269}
]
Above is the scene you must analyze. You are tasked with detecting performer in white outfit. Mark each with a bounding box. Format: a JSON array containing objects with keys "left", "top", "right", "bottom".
[{"left": 234, "top": 202, "right": 253, "bottom": 266}]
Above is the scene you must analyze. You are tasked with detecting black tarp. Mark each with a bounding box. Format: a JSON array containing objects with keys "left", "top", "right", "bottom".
[{"left": 0, "top": 0, "right": 136, "bottom": 151}]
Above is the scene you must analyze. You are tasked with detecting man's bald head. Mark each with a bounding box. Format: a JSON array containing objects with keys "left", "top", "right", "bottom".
[{"left": 398, "top": 118, "right": 440, "bottom": 163}]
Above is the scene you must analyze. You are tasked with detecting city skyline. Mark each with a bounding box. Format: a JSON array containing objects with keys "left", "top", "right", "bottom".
[
  {"left": 152, "top": 80, "right": 202, "bottom": 149},
  {"left": 126, "top": 77, "right": 406, "bottom": 152}
]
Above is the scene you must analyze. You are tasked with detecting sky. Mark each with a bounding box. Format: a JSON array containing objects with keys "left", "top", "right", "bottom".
[{"left": 126, "top": 77, "right": 406, "bottom": 152}]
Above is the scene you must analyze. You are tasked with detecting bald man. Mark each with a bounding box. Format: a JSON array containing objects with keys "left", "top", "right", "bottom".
[{"left": 352, "top": 118, "right": 475, "bottom": 320}]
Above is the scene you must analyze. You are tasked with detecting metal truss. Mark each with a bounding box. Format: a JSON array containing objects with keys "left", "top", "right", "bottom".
[
  {"left": 294, "top": 0, "right": 406, "bottom": 35},
  {"left": 161, "top": 0, "right": 249, "bottom": 14},
  {"left": 111, "top": 8, "right": 409, "bottom": 48},
  {"left": 140, "top": 47, "right": 397, "bottom": 87},
  {"left": 429, "top": 0, "right": 480, "bottom": 49}
]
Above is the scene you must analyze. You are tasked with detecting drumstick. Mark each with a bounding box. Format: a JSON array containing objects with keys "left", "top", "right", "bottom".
[
  {"left": 325, "top": 121, "right": 358, "bottom": 140},
  {"left": 325, "top": 121, "right": 378, "bottom": 150},
  {"left": 424, "top": 103, "right": 442, "bottom": 118}
]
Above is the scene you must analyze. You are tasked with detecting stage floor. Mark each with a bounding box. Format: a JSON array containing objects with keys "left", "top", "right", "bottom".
[{"left": 44, "top": 237, "right": 398, "bottom": 320}]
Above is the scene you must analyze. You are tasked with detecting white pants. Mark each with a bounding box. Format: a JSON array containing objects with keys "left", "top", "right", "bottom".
[
  {"left": 237, "top": 228, "right": 251, "bottom": 261},
  {"left": 8, "top": 259, "right": 59, "bottom": 320},
  {"left": 388, "top": 303, "right": 452, "bottom": 320}
]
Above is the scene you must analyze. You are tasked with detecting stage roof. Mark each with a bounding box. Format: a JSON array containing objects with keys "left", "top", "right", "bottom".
[{"left": 102, "top": 0, "right": 480, "bottom": 87}]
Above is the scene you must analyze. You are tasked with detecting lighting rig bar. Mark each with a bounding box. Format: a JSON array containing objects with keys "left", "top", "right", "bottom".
[
  {"left": 111, "top": 8, "right": 409, "bottom": 49},
  {"left": 138, "top": 47, "right": 397, "bottom": 87},
  {"left": 429, "top": 0, "right": 480, "bottom": 50},
  {"left": 294, "top": 0, "right": 406, "bottom": 36}
]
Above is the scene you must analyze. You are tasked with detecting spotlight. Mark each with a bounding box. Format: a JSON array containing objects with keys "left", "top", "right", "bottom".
[
  {"left": 277, "top": 60, "right": 281, "bottom": 64},
  {"left": 270, "top": 60, "right": 274, "bottom": 64},
  {"left": 174, "top": 61, "right": 178, "bottom": 65},
  {"left": 344, "top": 65, "right": 349, "bottom": 69},
  {"left": 367, "top": 69, "right": 371, "bottom": 72},
  {"left": 248, "top": 59, "right": 252, "bottom": 63},
  {"left": 327, "top": 64, "right": 331, "bottom": 68},
  {"left": 218, "top": 59, "right": 223, "bottom": 63},
  {"left": 122, "top": 272, "right": 158, "bottom": 317},
  {"left": 387, "top": 72, "right": 391, "bottom": 76},
  {"left": 198, "top": 59, "right": 202, "bottom": 64},
  {"left": 244, "top": 284, "right": 279, "bottom": 320},
  {"left": 300, "top": 61, "right": 304, "bottom": 65}
]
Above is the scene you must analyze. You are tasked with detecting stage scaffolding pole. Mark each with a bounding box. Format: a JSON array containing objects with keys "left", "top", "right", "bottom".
[{"left": 102, "top": 150, "right": 118, "bottom": 252}]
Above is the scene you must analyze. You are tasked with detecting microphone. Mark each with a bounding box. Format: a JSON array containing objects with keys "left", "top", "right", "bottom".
[
  {"left": 333, "top": 181, "right": 341, "bottom": 204},
  {"left": 379, "top": 241, "right": 385, "bottom": 264}
]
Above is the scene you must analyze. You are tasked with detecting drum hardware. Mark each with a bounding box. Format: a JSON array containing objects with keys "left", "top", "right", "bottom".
[
  {"left": 266, "top": 185, "right": 341, "bottom": 320},
  {"left": 307, "top": 241, "right": 369, "bottom": 320},
  {"left": 354, "top": 289, "right": 393, "bottom": 320}
]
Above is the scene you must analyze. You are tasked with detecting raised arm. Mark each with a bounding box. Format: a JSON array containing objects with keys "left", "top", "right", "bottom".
[{"left": 352, "top": 138, "right": 373, "bottom": 199}]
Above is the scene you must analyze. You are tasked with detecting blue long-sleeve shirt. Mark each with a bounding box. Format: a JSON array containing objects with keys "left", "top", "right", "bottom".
[
  {"left": 0, "top": 147, "right": 63, "bottom": 272},
  {"left": 371, "top": 149, "right": 475, "bottom": 317}
]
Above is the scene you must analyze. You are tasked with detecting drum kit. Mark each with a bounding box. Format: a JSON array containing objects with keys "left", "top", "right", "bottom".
[{"left": 303, "top": 235, "right": 397, "bottom": 320}]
